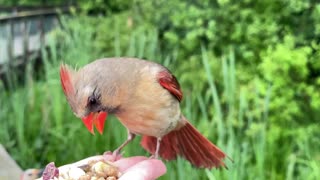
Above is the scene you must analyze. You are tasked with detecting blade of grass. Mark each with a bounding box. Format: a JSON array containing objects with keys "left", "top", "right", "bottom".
[{"left": 201, "top": 45, "right": 224, "bottom": 142}]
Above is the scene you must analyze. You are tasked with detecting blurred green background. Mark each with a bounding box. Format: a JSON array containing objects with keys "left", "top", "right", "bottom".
[{"left": 1, "top": 0, "right": 320, "bottom": 179}]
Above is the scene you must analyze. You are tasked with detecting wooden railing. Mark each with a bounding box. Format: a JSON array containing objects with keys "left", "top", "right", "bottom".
[{"left": 0, "top": 6, "right": 72, "bottom": 73}]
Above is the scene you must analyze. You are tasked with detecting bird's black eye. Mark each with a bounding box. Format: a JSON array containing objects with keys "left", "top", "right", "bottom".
[
  {"left": 87, "top": 87, "right": 101, "bottom": 109},
  {"left": 88, "top": 95, "right": 98, "bottom": 106}
]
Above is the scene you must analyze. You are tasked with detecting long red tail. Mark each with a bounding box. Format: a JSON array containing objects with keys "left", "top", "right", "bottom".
[{"left": 140, "top": 117, "right": 227, "bottom": 169}]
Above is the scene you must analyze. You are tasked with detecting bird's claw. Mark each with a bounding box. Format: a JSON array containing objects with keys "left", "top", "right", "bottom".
[
  {"left": 149, "top": 154, "right": 159, "bottom": 159},
  {"left": 103, "top": 151, "right": 122, "bottom": 162}
]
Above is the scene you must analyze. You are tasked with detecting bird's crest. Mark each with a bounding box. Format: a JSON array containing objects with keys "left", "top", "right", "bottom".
[{"left": 60, "top": 64, "right": 76, "bottom": 105}]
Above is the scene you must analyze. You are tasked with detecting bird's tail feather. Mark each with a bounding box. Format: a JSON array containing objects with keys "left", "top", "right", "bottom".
[{"left": 140, "top": 116, "right": 227, "bottom": 169}]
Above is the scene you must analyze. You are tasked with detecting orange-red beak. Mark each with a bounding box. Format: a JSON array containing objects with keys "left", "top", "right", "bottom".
[{"left": 82, "top": 112, "right": 108, "bottom": 135}]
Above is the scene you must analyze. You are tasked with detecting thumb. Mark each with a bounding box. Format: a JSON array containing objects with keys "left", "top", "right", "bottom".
[{"left": 119, "top": 159, "right": 166, "bottom": 180}]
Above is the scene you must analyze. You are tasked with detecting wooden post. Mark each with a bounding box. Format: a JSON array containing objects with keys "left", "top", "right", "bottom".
[
  {"left": 7, "top": 20, "right": 14, "bottom": 65},
  {"left": 39, "top": 15, "right": 45, "bottom": 52},
  {"left": 23, "top": 18, "right": 29, "bottom": 63}
]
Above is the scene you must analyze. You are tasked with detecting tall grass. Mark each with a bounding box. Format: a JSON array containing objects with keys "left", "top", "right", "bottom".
[{"left": 0, "top": 16, "right": 319, "bottom": 180}]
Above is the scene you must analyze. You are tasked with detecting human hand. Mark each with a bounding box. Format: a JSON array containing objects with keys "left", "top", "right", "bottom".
[
  {"left": 40, "top": 154, "right": 166, "bottom": 180},
  {"left": 105, "top": 155, "right": 166, "bottom": 180}
]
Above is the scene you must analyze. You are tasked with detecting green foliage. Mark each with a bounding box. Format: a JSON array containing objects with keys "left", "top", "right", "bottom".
[
  {"left": 78, "top": 0, "right": 131, "bottom": 14},
  {"left": 259, "top": 35, "right": 316, "bottom": 124}
]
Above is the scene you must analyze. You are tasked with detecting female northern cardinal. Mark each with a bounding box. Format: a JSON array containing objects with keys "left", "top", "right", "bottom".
[{"left": 60, "top": 58, "right": 227, "bottom": 169}]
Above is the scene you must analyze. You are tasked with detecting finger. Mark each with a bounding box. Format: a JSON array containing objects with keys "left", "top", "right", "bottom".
[
  {"left": 119, "top": 159, "right": 166, "bottom": 180},
  {"left": 114, "top": 156, "right": 148, "bottom": 172}
]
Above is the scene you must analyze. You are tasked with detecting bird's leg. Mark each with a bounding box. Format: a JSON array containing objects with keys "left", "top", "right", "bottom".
[
  {"left": 103, "top": 129, "right": 135, "bottom": 161},
  {"left": 113, "top": 129, "right": 136, "bottom": 157},
  {"left": 154, "top": 137, "right": 162, "bottom": 159}
]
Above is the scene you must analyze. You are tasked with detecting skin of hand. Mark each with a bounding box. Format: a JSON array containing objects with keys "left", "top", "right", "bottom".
[
  {"left": 52, "top": 154, "right": 166, "bottom": 180},
  {"left": 21, "top": 169, "right": 43, "bottom": 180},
  {"left": 112, "top": 156, "right": 166, "bottom": 180}
]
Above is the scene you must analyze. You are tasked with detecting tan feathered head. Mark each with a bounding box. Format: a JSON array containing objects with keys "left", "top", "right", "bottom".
[{"left": 60, "top": 64, "right": 107, "bottom": 134}]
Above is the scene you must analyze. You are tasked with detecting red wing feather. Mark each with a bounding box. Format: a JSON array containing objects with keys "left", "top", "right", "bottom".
[{"left": 157, "top": 71, "right": 183, "bottom": 102}]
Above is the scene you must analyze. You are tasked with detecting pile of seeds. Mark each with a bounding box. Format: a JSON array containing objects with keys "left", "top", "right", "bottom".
[
  {"left": 78, "top": 160, "right": 121, "bottom": 180},
  {"left": 40, "top": 159, "right": 121, "bottom": 180}
]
